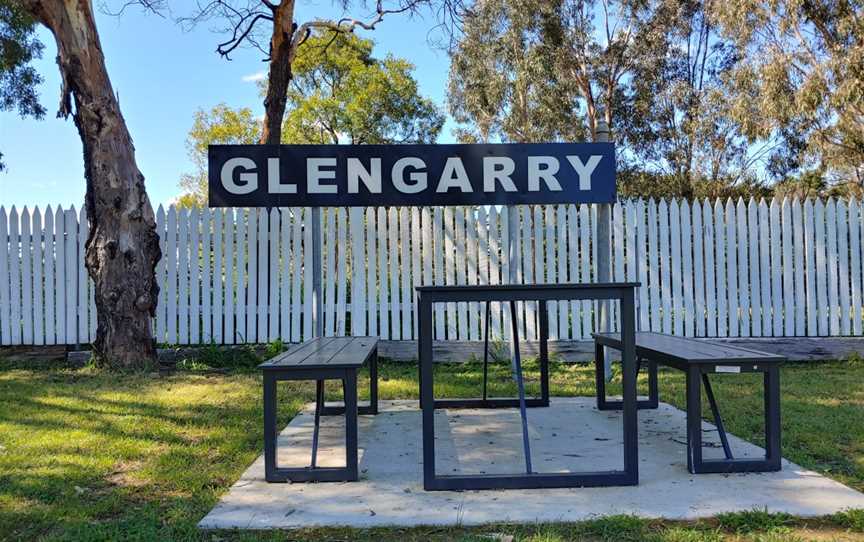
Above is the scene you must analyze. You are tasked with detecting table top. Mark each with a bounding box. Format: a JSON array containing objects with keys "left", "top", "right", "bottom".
[
  {"left": 259, "top": 337, "right": 377, "bottom": 370},
  {"left": 593, "top": 332, "right": 786, "bottom": 364},
  {"left": 416, "top": 282, "right": 639, "bottom": 292}
]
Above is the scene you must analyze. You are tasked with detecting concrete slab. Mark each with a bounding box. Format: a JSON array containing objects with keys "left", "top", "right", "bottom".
[{"left": 199, "top": 399, "right": 864, "bottom": 529}]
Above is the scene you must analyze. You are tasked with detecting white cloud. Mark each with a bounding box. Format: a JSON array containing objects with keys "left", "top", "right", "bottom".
[{"left": 242, "top": 71, "right": 266, "bottom": 83}]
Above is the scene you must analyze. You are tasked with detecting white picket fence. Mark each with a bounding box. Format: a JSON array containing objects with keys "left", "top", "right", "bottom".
[{"left": 1, "top": 197, "right": 863, "bottom": 346}]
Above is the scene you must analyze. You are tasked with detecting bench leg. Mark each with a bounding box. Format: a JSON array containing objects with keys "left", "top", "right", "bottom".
[
  {"left": 311, "top": 379, "right": 325, "bottom": 468},
  {"left": 646, "top": 360, "right": 659, "bottom": 409},
  {"left": 702, "top": 374, "right": 733, "bottom": 460},
  {"left": 263, "top": 373, "right": 278, "bottom": 482},
  {"left": 686, "top": 367, "right": 703, "bottom": 474},
  {"left": 263, "top": 370, "right": 362, "bottom": 483},
  {"left": 595, "top": 341, "right": 610, "bottom": 410},
  {"left": 367, "top": 347, "right": 378, "bottom": 415},
  {"left": 595, "top": 343, "right": 659, "bottom": 411},
  {"left": 764, "top": 367, "right": 782, "bottom": 470},
  {"left": 344, "top": 371, "right": 359, "bottom": 481},
  {"left": 688, "top": 367, "right": 782, "bottom": 474}
]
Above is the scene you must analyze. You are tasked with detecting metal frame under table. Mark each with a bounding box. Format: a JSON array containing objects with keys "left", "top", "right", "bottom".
[
  {"left": 593, "top": 332, "right": 784, "bottom": 474},
  {"left": 416, "top": 283, "right": 640, "bottom": 491},
  {"left": 260, "top": 336, "right": 378, "bottom": 483}
]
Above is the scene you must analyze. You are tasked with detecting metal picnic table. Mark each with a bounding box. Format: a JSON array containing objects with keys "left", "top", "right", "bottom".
[{"left": 416, "top": 282, "right": 640, "bottom": 491}]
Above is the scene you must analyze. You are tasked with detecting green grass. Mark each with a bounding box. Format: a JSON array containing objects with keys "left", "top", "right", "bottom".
[{"left": 0, "top": 354, "right": 862, "bottom": 541}]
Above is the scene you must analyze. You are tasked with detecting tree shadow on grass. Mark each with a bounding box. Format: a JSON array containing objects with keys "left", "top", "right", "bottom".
[{"left": 0, "top": 369, "right": 319, "bottom": 541}]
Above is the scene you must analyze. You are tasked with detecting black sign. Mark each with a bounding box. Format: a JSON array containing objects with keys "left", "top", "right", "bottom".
[{"left": 208, "top": 143, "right": 616, "bottom": 207}]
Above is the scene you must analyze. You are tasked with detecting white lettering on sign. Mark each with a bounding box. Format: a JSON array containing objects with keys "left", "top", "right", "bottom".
[
  {"left": 483, "top": 157, "right": 517, "bottom": 192},
  {"left": 308, "top": 158, "right": 338, "bottom": 194},
  {"left": 347, "top": 158, "right": 382, "bottom": 194},
  {"left": 221, "top": 157, "right": 258, "bottom": 194},
  {"left": 528, "top": 156, "right": 562, "bottom": 192},
  {"left": 392, "top": 157, "right": 428, "bottom": 193},
  {"left": 436, "top": 157, "right": 473, "bottom": 193},
  {"left": 567, "top": 155, "right": 602, "bottom": 190},
  {"left": 267, "top": 157, "right": 297, "bottom": 194}
]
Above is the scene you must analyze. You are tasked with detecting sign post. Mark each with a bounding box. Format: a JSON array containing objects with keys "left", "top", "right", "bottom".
[{"left": 594, "top": 120, "right": 613, "bottom": 380}]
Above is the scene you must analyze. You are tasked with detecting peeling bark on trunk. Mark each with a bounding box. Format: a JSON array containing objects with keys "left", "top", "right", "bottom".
[
  {"left": 260, "top": 0, "right": 296, "bottom": 145},
  {"left": 21, "top": 0, "right": 160, "bottom": 369}
]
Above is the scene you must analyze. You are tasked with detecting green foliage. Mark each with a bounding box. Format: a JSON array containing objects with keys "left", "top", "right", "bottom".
[
  {"left": 448, "top": 0, "right": 587, "bottom": 143},
  {"left": 449, "top": 0, "right": 864, "bottom": 197},
  {"left": 0, "top": 1, "right": 46, "bottom": 171},
  {"left": 177, "top": 32, "right": 443, "bottom": 205},
  {"left": 831, "top": 508, "right": 864, "bottom": 532},
  {"left": 282, "top": 31, "right": 444, "bottom": 145},
  {"left": 176, "top": 104, "right": 260, "bottom": 207},
  {"left": 714, "top": 509, "right": 794, "bottom": 534},
  {"left": 710, "top": 0, "right": 864, "bottom": 187}
]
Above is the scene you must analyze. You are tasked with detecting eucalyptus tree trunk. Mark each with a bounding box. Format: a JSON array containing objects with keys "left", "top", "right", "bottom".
[
  {"left": 19, "top": 0, "right": 160, "bottom": 369},
  {"left": 260, "top": 0, "right": 296, "bottom": 145}
]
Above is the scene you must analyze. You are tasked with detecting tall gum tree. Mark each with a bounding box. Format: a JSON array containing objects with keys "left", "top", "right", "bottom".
[
  {"left": 16, "top": 0, "right": 160, "bottom": 369},
  {"left": 175, "top": 0, "right": 465, "bottom": 144}
]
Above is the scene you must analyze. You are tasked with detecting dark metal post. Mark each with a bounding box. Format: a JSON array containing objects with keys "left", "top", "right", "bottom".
[
  {"left": 594, "top": 340, "right": 607, "bottom": 409},
  {"left": 686, "top": 367, "right": 703, "bottom": 473},
  {"left": 538, "top": 300, "right": 550, "bottom": 406},
  {"left": 764, "top": 367, "right": 782, "bottom": 469},
  {"left": 619, "top": 288, "right": 638, "bottom": 483},
  {"left": 368, "top": 346, "right": 379, "bottom": 415},
  {"left": 311, "top": 379, "right": 324, "bottom": 467},
  {"left": 419, "top": 294, "right": 437, "bottom": 489},
  {"left": 343, "top": 370, "right": 359, "bottom": 480},
  {"left": 263, "top": 374, "right": 278, "bottom": 481},
  {"left": 509, "top": 301, "right": 533, "bottom": 474},
  {"left": 702, "top": 374, "right": 733, "bottom": 459},
  {"left": 482, "top": 301, "right": 491, "bottom": 401}
]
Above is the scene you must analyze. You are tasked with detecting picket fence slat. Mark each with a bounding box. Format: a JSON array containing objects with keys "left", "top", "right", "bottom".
[
  {"left": 837, "top": 201, "right": 852, "bottom": 335},
  {"left": 747, "top": 199, "right": 761, "bottom": 337},
  {"left": 726, "top": 199, "right": 739, "bottom": 338},
  {"left": 401, "top": 207, "right": 413, "bottom": 340},
  {"left": 782, "top": 199, "right": 796, "bottom": 337},
  {"left": 850, "top": 200, "right": 863, "bottom": 335},
  {"left": 412, "top": 207, "right": 424, "bottom": 339},
  {"left": 367, "top": 208, "right": 379, "bottom": 338},
  {"left": 4, "top": 197, "right": 864, "bottom": 346},
  {"left": 736, "top": 198, "right": 749, "bottom": 337},
  {"left": 0, "top": 207, "right": 10, "bottom": 345},
  {"left": 759, "top": 200, "right": 773, "bottom": 335},
  {"left": 9, "top": 207, "right": 21, "bottom": 345},
  {"left": 223, "top": 209, "right": 235, "bottom": 345}
]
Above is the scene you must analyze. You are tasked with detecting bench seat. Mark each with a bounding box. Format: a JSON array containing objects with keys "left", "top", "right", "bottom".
[
  {"left": 260, "top": 336, "right": 379, "bottom": 483},
  {"left": 593, "top": 332, "right": 784, "bottom": 474}
]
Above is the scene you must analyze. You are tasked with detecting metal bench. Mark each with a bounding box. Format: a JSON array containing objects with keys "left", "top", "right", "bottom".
[
  {"left": 593, "top": 332, "right": 784, "bottom": 474},
  {"left": 259, "top": 336, "right": 378, "bottom": 483}
]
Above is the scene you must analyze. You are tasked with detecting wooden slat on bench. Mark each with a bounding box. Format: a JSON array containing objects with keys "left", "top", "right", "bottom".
[
  {"left": 261, "top": 336, "right": 376, "bottom": 370},
  {"left": 262, "top": 337, "right": 331, "bottom": 366},
  {"left": 326, "top": 337, "right": 378, "bottom": 366},
  {"left": 595, "top": 332, "right": 785, "bottom": 364}
]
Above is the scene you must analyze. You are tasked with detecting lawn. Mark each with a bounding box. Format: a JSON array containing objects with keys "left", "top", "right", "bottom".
[{"left": 0, "top": 352, "right": 863, "bottom": 541}]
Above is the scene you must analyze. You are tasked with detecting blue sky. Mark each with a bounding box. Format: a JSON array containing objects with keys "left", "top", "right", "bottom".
[{"left": 0, "top": 3, "right": 456, "bottom": 208}]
